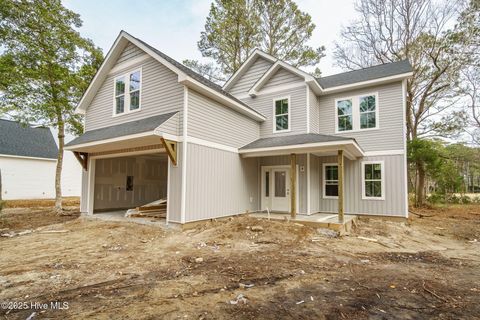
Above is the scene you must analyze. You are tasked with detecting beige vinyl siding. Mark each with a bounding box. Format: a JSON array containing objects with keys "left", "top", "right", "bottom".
[
  {"left": 184, "top": 143, "right": 258, "bottom": 222},
  {"left": 241, "top": 86, "right": 307, "bottom": 138},
  {"left": 80, "top": 169, "right": 88, "bottom": 213},
  {"left": 229, "top": 57, "right": 273, "bottom": 96},
  {"left": 262, "top": 68, "right": 304, "bottom": 90},
  {"left": 187, "top": 89, "right": 259, "bottom": 148},
  {"left": 85, "top": 49, "right": 184, "bottom": 132},
  {"left": 312, "top": 154, "right": 406, "bottom": 216},
  {"left": 309, "top": 88, "right": 320, "bottom": 133},
  {"left": 259, "top": 154, "right": 307, "bottom": 213},
  {"left": 318, "top": 82, "right": 404, "bottom": 152},
  {"left": 167, "top": 142, "right": 183, "bottom": 223},
  {"left": 157, "top": 112, "right": 180, "bottom": 136},
  {"left": 117, "top": 43, "right": 146, "bottom": 64}
]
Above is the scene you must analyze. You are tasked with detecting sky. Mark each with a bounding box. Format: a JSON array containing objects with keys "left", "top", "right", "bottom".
[{"left": 62, "top": 0, "right": 358, "bottom": 76}]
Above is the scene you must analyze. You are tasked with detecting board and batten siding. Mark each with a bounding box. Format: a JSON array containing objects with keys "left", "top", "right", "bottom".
[
  {"left": 241, "top": 86, "right": 307, "bottom": 138},
  {"left": 184, "top": 143, "right": 258, "bottom": 222},
  {"left": 188, "top": 89, "right": 260, "bottom": 148},
  {"left": 80, "top": 169, "right": 88, "bottom": 213},
  {"left": 318, "top": 82, "right": 404, "bottom": 152},
  {"left": 311, "top": 154, "right": 406, "bottom": 216},
  {"left": 84, "top": 46, "right": 184, "bottom": 132},
  {"left": 259, "top": 154, "right": 308, "bottom": 213},
  {"left": 167, "top": 142, "right": 183, "bottom": 223},
  {"left": 229, "top": 57, "right": 273, "bottom": 96},
  {"left": 309, "top": 153, "right": 320, "bottom": 213},
  {"left": 262, "top": 68, "right": 304, "bottom": 90}
]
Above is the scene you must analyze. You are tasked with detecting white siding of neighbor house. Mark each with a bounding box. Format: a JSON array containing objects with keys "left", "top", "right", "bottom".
[
  {"left": 184, "top": 143, "right": 258, "bottom": 222},
  {"left": 0, "top": 156, "right": 56, "bottom": 200},
  {"left": 318, "top": 82, "right": 404, "bottom": 152},
  {"left": 229, "top": 57, "right": 273, "bottom": 96},
  {"left": 84, "top": 44, "right": 184, "bottom": 132},
  {"left": 311, "top": 154, "right": 407, "bottom": 217},
  {"left": 240, "top": 86, "right": 307, "bottom": 138},
  {"left": 188, "top": 89, "right": 260, "bottom": 148},
  {"left": 262, "top": 68, "right": 305, "bottom": 90}
]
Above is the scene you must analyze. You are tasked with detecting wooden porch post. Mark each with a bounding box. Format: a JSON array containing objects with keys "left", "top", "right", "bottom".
[
  {"left": 290, "top": 153, "right": 297, "bottom": 219},
  {"left": 338, "top": 150, "right": 344, "bottom": 222}
]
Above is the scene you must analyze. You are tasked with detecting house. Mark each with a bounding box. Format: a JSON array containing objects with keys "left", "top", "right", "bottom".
[
  {"left": 0, "top": 119, "right": 58, "bottom": 199},
  {"left": 65, "top": 31, "right": 412, "bottom": 225},
  {"left": 0, "top": 119, "right": 83, "bottom": 200}
]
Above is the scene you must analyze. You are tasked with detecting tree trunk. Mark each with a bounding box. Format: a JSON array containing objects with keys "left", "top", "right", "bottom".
[
  {"left": 55, "top": 121, "right": 64, "bottom": 214},
  {"left": 415, "top": 161, "right": 426, "bottom": 207}
]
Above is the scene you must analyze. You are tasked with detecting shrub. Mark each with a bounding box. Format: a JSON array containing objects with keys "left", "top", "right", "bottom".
[{"left": 427, "top": 193, "right": 444, "bottom": 205}]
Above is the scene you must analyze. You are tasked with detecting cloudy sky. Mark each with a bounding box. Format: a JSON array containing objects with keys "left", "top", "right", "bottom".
[{"left": 63, "top": 0, "right": 358, "bottom": 76}]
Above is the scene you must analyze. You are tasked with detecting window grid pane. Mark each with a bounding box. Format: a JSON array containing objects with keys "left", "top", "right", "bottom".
[
  {"left": 275, "top": 98, "right": 289, "bottom": 131},
  {"left": 337, "top": 99, "right": 352, "bottom": 131},
  {"left": 364, "top": 163, "right": 382, "bottom": 198},
  {"left": 325, "top": 165, "right": 339, "bottom": 197},
  {"left": 360, "top": 95, "right": 376, "bottom": 129}
]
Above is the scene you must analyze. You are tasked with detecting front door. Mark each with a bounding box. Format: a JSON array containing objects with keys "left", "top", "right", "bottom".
[{"left": 261, "top": 166, "right": 291, "bottom": 212}]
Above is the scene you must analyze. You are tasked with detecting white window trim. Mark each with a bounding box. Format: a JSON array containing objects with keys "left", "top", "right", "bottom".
[
  {"left": 322, "top": 163, "right": 339, "bottom": 199},
  {"left": 112, "top": 67, "right": 143, "bottom": 117},
  {"left": 272, "top": 96, "right": 291, "bottom": 133},
  {"left": 334, "top": 92, "right": 379, "bottom": 133},
  {"left": 361, "top": 160, "right": 385, "bottom": 200}
]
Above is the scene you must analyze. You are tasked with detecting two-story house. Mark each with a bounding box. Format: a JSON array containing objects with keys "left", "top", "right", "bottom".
[{"left": 66, "top": 31, "right": 412, "bottom": 225}]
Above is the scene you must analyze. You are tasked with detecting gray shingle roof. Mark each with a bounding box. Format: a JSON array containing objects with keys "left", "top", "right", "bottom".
[
  {"left": 66, "top": 112, "right": 178, "bottom": 147},
  {"left": 0, "top": 119, "right": 58, "bottom": 159},
  {"left": 316, "top": 60, "right": 412, "bottom": 89},
  {"left": 240, "top": 133, "right": 357, "bottom": 150},
  {"left": 128, "top": 33, "right": 265, "bottom": 119}
]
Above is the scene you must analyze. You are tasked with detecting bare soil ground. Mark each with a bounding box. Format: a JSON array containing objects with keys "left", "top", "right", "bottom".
[{"left": 0, "top": 205, "right": 479, "bottom": 319}]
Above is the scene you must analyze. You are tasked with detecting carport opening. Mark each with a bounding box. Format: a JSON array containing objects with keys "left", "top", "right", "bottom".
[{"left": 93, "top": 152, "right": 168, "bottom": 221}]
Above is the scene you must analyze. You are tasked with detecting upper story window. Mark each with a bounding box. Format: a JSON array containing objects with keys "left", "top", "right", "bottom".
[
  {"left": 114, "top": 69, "right": 142, "bottom": 116},
  {"left": 336, "top": 93, "right": 378, "bottom": 132},
  {"left": 362, "top": 161, "right": 385, "bottom": 200},
  {"left": 274, "top": 97, "right": 290, "bottom": 132}
]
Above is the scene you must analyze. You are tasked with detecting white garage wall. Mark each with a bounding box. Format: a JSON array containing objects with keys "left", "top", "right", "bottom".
[{"left": 0, "top": 156, "right": 56, "bottom": 200}]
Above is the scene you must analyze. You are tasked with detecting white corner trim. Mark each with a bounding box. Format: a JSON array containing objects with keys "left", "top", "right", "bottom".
[
  {"left": 86, "top": 157, "right": 95, "bottom": 215},
  {"left": 364, "top": 150, "right": 405, "bottom": 156},
  {"left": 180, "top": 86, "right": 188, "bottom": 224},
  {"left": 272, "top": 96, "right": 291, "bottom": 133},
  {"left": 306, "top": 85, "right": 310, "bottom": 133},
  {"left": 307, "top": 153, "right": 311, "bottom": 214},
  {"left": 402, "top": 79, "right": 409, "bottom": 217},
  {"left": 166, "top": 157, "right": 171, "bottom": 226},
  {"left": 0, "top": 154, "right": 57, "bottom": 162},
  {"left": 109, "top": 54, "right": 150, "bottom": 75},
  {"left": 361, "top": 160, "right": 386, "bottom": 201}
]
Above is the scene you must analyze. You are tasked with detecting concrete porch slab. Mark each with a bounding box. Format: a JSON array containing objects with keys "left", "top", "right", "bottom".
[
  {"left": 83, "top": 210, "right": 179, "bottom": 229},
  {"left": 249, "top": 212, "right": 357, "bottom": 235}
]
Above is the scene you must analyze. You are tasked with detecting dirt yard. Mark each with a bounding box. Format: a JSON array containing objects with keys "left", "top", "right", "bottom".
[{"left": 0, "top": 205, "right": 479, "bottom": 319}]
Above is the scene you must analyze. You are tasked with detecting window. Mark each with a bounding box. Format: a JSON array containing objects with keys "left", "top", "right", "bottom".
[
  {"left": 274, "top": 171, "right": 286, "bottom": 197},
  {"left": 274, "top": 97, "right": 290, "bottom": 132},
  {"left": 360, "top": 95, "right": 376, "bottom": 129},
  {"left": 335, "top": 93, "right": 378, "bottom": 132},
  {"left": 323, "top": 164, "right": 338, "bottom": 198},
  {"left": 362, "top": 161, "right": 384, "bottom": 200},
  {"left": 337, "top": 99, "right": 353, "bottom": 132},
  {"left": 126, "top": 176, "right": 134, "bottom": 191},
  {"left": 114, "top": 69, "right": 142, "bottom": 115}
]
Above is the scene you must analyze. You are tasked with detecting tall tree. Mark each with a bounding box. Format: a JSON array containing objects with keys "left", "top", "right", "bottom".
[
  {"left": 196, "top": 0, "right": 325, "bottom": 77},
  {"left": 182, "top": 59, "right": 227, "bottom": 84},
  {"left": 198, "top": 0, "right": 260, "bottom": 75},
  {"left": 0, "top": 0, "right": 103, "bottom": 213},
  {"left": 333, "top": 0, "right": 467, "bottom": 206}
]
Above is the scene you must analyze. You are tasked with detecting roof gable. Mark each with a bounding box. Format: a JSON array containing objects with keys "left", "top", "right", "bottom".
[
  {"left": 228, "top": 56, "right": 273, "bottom": 96},
  {"left": 0, "top": 119, "right": 58, "bottom": 159}
]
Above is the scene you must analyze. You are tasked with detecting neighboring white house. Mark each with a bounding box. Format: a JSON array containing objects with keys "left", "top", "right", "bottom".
[{"left": 0, "top": 119, "right": 82, "bottom": 200}]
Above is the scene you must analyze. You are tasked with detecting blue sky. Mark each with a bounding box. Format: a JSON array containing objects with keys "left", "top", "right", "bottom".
[{"left": 63, "top": 0, "right": 357, "bottom": 76}]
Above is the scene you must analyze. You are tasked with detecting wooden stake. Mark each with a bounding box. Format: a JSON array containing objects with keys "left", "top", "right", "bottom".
[
  {"left": 290, "top": 153, "right": 297, "bottom": 219},
  {"left": 338, "top": 150, "right": 344, "bottom": 222}
]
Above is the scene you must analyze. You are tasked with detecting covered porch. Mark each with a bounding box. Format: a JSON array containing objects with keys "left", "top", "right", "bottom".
[{"left": 239, "top": 133, "right": 365, "bottom": 226}]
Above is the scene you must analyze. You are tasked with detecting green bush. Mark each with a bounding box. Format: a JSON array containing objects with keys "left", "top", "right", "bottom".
[
  {"left": 460, "top": 195, "right": 472, "bottom": 204},
  {"left": 0, "top": 200, "right": 5, "bottom": 212},
  {"left": 427, "top": 193, "right": 444, "bottom": 205}
]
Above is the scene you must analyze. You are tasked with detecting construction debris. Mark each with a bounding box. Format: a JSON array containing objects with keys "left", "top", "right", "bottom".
[
  {"left": 229, "top": 294, "right": 247, "bottom": 305},
  {"left": 125, "top": 199, "right": 167, "bottom": 219},
  {"left": 250, "top": 226, "right": 264, "bottom": 232}
]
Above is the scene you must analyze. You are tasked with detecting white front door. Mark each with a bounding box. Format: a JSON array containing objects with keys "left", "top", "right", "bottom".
[{"left": 261, "top": 166, "right": 291, "bottom": 212}]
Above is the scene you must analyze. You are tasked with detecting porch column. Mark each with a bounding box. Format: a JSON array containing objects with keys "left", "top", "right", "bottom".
[
  {"left": 290, "top": 153, "right": 297, "bottom": 219},
  {"left": 338, "top": 150, "right": 344, "bottom": 222}
]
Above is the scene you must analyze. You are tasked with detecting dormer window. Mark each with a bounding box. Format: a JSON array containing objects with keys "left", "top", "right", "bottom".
[
  {"left": 273, "top": 97, "right": 290, "bottom": 132},
  {"left": 114, "top": 69, "right": 142, "bottom": 115}
]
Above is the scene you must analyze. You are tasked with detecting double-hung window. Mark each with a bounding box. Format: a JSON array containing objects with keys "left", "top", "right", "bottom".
[
  {"left": 323, "top": 164, "right": 339, "bottom": 198},
  {"left": 362, "top": 161, "right": 384, "bottom": 200},
  {"left": 336, "top": 93, "right": 378, "bottom": 132},
  {"left": 274, "top": 97, "right": 290, "bottom": 132},
  {"left": 114, "top": 69, "right": 142, "bottom": 115}
]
